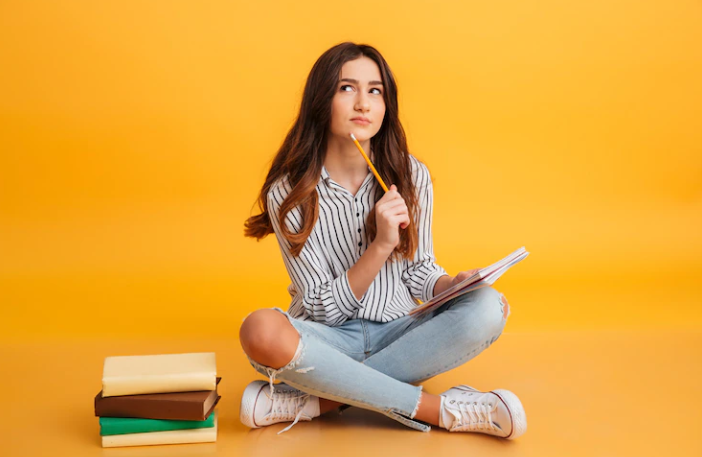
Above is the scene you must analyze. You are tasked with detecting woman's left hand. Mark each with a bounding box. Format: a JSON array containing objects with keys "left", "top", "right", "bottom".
[{"left": 449, "top": 268, "right": 480, "bottom": 288}]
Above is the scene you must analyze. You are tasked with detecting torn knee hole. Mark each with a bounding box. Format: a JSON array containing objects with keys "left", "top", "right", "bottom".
[
  {"left": 262, "top": 337, "right": 306, "bottom": 395},
  {"left": 499, "top": 294, "right": 510, "bottom": 319}
]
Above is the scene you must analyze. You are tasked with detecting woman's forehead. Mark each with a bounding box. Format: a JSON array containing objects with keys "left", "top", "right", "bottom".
[{"left": 339, "top": 57, "right": 382, "bottom": 82}]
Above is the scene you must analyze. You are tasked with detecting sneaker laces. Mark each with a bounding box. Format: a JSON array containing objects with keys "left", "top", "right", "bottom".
[
  {"left": 264, "top": 367, "right": 278, "bottom": 396},
  {"left": 446, "top": 399, "right": 499, "bottom": 433},
  {"left": 265, "top": 387, "right": 312, "bottom": 435}
]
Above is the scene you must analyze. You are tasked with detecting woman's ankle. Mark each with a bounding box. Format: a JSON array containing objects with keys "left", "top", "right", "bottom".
[
  {"left": 412, "top": 392, "right": 441, "bottom": 426},
  {"left": 319, "top": 398, "right": 345, "bottom": 414}
]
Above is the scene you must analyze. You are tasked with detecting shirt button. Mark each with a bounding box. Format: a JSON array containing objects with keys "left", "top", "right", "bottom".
[
  {"left": 357, "top": 229, "right": 361, "bottom": 233},
  {"left": 356, "top": 213, "right": 359, "bottom": 217},
  {"left": 358, "top": 242, "right": 362, "bottom": 247}
]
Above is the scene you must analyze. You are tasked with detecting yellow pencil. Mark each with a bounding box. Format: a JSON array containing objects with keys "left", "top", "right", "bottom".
[{"left": 350, "top": 133, "right": 389, "bottom": 192}]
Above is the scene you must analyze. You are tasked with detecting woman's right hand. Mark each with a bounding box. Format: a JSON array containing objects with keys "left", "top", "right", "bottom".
[{"left": 374, "top": 184, "right": 410, "bottom": 252}]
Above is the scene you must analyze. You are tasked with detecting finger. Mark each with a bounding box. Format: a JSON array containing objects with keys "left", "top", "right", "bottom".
[
  {"left": 391, "top": 208, "right": 409, "bottom": 219},
  {"left": 380, "top": 207, "right": 408, "bottom": 222},
  {"left": 386, "top": 202, "right": 408, "bottom": 214},
  {"left": 377, "top": 193, "right": 398, "bottom": 208},
  {"left": 379, "top": 191, "right": 403, "bottom": 205},
  {"left": 459, "top": 270, "right": 475, "bottom": 280},
  {"left": 390, "top": 214, "right": 411, "bottom": 228},
  {"left": 378, "top": 199, "right": 407, "bottom": 214},
  {"left": 457, "top": 270, "right": 477, "bottom": 280}
]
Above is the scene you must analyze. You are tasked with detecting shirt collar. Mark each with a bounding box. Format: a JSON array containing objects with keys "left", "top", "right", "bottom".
[
  {"left": 320, "top": 165, "right": 332, "bottom": 186},
  {"left": 319, "top": 164, "right": 375, "bottom": 190}
]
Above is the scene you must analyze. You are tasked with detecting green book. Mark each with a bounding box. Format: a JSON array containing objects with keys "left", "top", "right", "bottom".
[{"left": 99, "top": 412, "right": 216, "bottom": 436}]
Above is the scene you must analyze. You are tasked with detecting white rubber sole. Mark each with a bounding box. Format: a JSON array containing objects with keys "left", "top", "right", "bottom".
[
  {"left": 459, "top": 385, "right": 527, "bottom": 440},
  {"left": 491, "top": 389, "right": 527, "bottom": 439},
  {"left": 240, "top": 380, "right": 268, "bottom": 429}
]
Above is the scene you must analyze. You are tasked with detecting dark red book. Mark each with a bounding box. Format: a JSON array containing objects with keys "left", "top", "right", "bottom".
[{"left": 95, "top": 377, "right": 221, "bottom": 421}]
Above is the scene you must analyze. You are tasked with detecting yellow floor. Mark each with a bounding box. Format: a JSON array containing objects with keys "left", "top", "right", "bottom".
[{"left": 2, "top": 328, "right": 701, "bottom": 457}]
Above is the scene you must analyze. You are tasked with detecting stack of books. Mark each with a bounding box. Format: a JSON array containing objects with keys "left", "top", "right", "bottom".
[{"left": 94, "top": 352, "right": 220, "bottom": 448}]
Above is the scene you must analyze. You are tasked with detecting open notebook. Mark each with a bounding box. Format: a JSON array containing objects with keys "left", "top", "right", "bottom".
[{"left": 409, "top": 247, "right": 529, "bottom": 317}]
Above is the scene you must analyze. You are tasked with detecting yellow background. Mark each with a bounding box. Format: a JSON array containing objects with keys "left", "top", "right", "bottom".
[
  {"left": 1, "top": 1, "right": 700, "bottom": 338},
  {"left": 1, "top": 2, "right": 702, "bottom": 456}
]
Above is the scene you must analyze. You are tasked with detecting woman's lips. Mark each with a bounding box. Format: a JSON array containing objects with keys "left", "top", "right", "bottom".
[{"left": 351, "top": 118, "right": 371, "bottom": 125}]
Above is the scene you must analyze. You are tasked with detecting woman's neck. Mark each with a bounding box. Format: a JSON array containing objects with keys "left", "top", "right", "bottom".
[{"left": 324, "top": 134, "right": 372, "bottom": 183}]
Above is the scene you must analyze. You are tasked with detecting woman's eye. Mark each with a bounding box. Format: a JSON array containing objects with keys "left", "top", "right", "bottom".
[{"left": 339, "top": 85, "right": 382, "bottom": 95}]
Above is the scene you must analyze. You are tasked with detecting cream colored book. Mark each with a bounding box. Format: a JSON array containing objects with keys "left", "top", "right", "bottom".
[
  {"left": 102, "top": 352, "right": 217, "bottom": 397},
  {"left": 101, "top": 412, "right": 217, "bottom": 448}
]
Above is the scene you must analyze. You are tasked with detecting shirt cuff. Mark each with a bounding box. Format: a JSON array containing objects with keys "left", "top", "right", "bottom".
[
  {"left": 422, "top": 271, "right": 450, "bottom": 303},
  {"left": 332, "top": 270, "right": 367, "bottom": 317}
]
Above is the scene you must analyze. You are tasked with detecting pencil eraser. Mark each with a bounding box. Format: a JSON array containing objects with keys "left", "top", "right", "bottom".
[{"left": 350, "top": 133, "right": 357, "bottom": 140}]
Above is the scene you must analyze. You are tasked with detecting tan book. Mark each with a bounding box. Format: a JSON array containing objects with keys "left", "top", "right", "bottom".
[{"left": 102, "top": 352, "right": 216, "bottom": 397}]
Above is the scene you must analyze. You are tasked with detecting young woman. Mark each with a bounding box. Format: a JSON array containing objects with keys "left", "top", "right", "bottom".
[{"left": 239, "top": 42, "right": 526, "bottom": 439}]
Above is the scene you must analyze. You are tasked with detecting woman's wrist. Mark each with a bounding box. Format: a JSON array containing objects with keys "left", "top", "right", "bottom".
[
  {"left": 370, "top": 239, "right": 396, "bottom": 258},
  {"left": 348, "top": 241, "right": 396, "bottom": 300}
]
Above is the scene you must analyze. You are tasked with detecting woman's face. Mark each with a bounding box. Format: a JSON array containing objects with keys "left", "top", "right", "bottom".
[{"left": 329, "top": 56, "right": 386, "bottom": 143}]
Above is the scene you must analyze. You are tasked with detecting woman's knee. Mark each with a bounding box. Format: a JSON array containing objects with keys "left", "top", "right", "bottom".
[
  {"left": 455, "top": 287, "right": 508, "bottom": 336},
  {"left": 239, "top": 309, "right": 300, "bottom": 368},
  {"left": 479, "top": 287, "right": 509, "bottom": 334}
]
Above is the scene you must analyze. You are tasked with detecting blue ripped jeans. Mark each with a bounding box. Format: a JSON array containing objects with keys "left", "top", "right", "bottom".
[{"left": 245, "top": 286, "right": 511, "bottom": 432}]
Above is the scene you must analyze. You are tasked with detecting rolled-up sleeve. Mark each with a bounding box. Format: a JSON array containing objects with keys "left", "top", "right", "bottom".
[
  {"left": 267, "top": 186, "right": 365, "bottom": 326},
  {"left": 401, "top": 160, "right": 448, "bottom": 303}
]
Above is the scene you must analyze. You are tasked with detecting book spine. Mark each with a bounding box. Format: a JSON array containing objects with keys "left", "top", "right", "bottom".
[
  {"left": 99, "top": 415, "right": 215, "bottom": 436},
  {"left": 95, "top": 399, "right": 201, "bottom": 421},
  {"left": 102, "top": 373, "right": 216, "bottom": 397},
  {"left": 101, "top": 426, "right": 217, "bottom": 448}
]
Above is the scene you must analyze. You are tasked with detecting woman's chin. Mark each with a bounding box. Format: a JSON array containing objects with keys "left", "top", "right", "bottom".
[
  {"left": 329, "top": 128, "right": 375, "bottom": 143},
  {"left": 348, "top": 131, "right": 375, "bottom": 142}
]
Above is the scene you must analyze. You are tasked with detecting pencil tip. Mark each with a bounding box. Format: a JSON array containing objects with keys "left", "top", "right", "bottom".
[{"left": 349, "top": 133, "right": 356, "bottom": 141}]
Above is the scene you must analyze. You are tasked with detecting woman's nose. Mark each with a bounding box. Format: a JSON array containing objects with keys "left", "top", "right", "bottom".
[{"left": 355, "top": 92, "right": 370, "bottom": 111}]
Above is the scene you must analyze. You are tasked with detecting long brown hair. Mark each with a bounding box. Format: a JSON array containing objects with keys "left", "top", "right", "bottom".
[{"left": 244, "top": 42, "right": 419, "bottom": 261}]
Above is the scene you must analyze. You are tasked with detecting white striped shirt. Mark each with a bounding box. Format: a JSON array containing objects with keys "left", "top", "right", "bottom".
[{"left": 267, "top": 154, "right": 447, "bottom": 326}]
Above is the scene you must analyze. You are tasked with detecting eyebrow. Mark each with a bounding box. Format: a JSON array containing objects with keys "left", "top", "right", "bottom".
[{"left": 339, "top": 78, "right": 384, "bottom": 86}]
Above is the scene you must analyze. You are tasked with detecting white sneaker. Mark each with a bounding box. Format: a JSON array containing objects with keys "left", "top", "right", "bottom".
[
  {"left": 439, "top": 385, "right": 527, "bottom": 439},
  {"left": 240, "top": 380, "right": 320, "bottom": 434}
]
